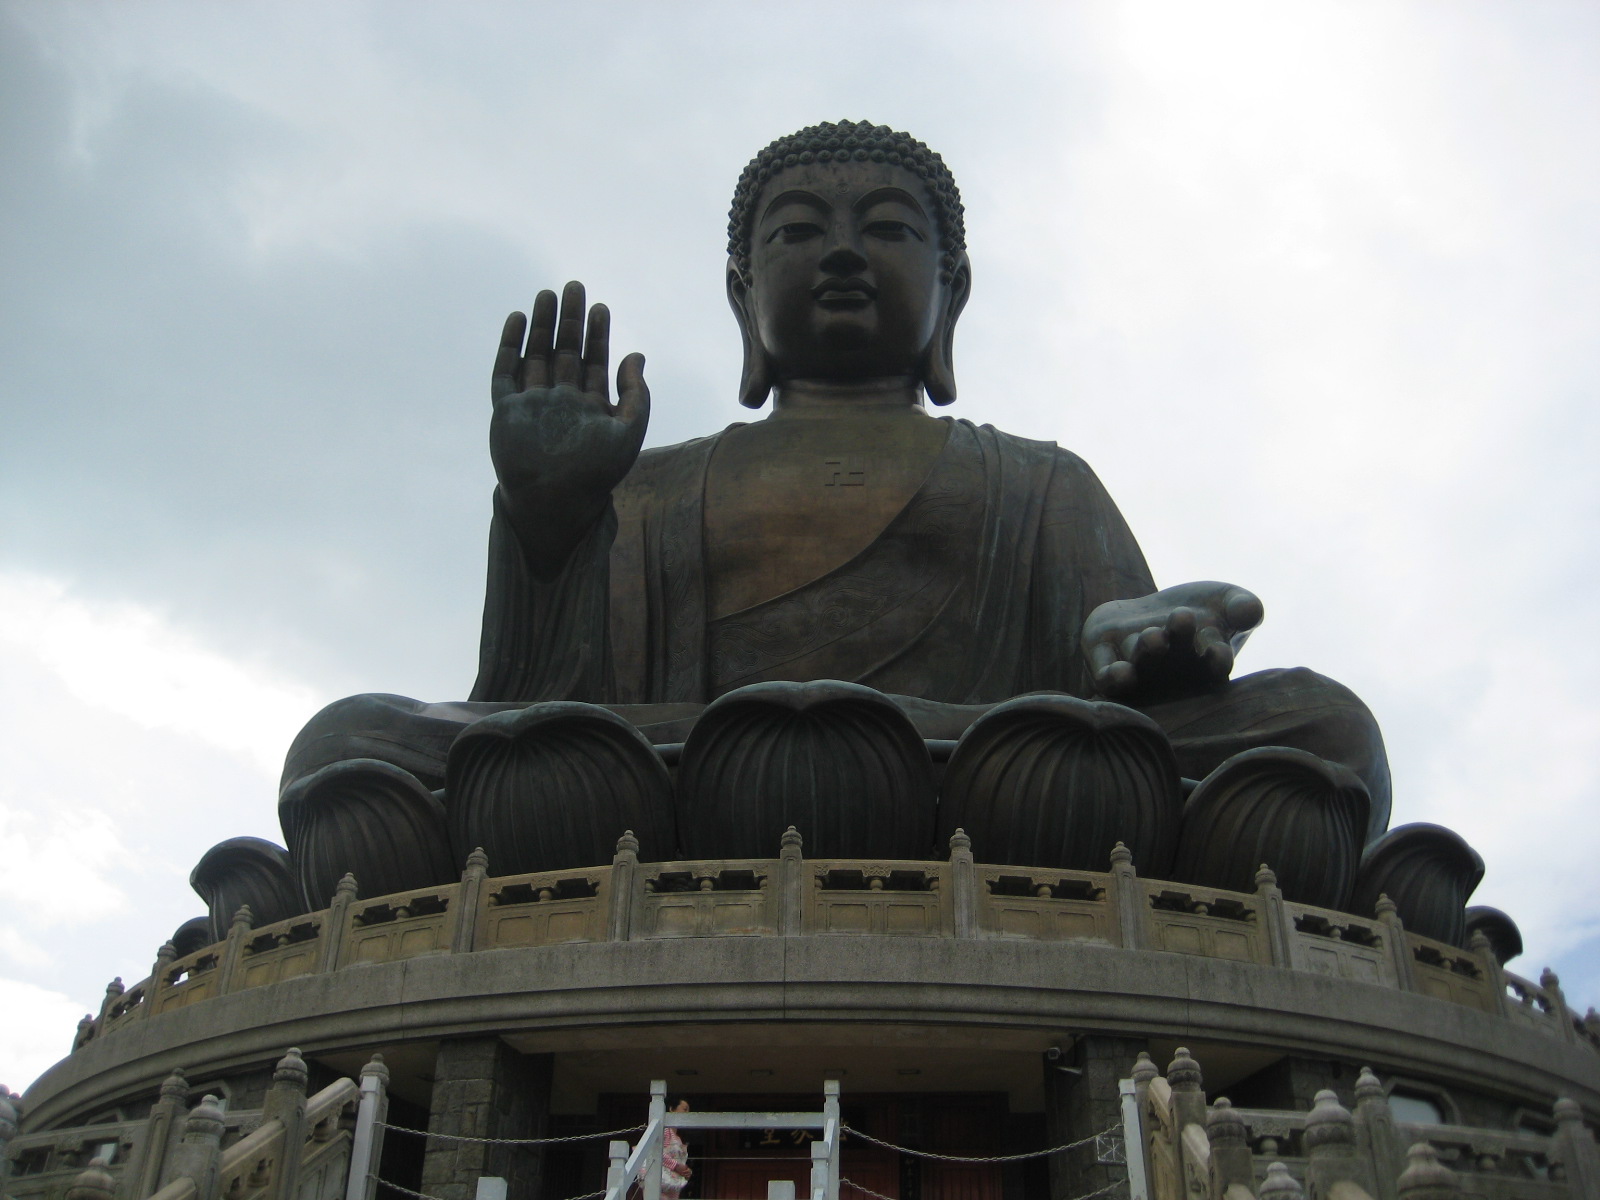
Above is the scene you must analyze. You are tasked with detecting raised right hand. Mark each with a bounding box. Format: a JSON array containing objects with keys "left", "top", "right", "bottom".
[{"left": 490, "top": 281, "right": 650, "bottom": 565}]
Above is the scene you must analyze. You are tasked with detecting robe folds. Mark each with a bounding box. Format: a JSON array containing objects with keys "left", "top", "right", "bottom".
[{"left": 470, "top": 418, "right": 1156, "bottom": 707}]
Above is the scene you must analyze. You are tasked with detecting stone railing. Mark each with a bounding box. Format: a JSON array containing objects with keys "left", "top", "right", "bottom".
[
  {"left": 1134, "top": 1046, "right": 1600, "bottom": 1199},
  {"left": 4, "top": 1051, "right": 363, "bottom": 1200},
  {"left": 73, "top": 830, "right": 1599, "bottom": 1058}
]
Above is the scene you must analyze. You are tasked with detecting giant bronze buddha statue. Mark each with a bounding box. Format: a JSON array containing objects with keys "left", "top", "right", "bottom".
[{"left": 227, "top": 122, "right": 1479, "bottom": 950}]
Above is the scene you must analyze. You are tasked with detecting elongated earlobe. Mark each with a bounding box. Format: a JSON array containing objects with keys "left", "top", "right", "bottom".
[
  {"left": 727, "top": 260, "right": 773, "bottom": 409},
  {"left": 922, "top": 254, "right": 971, "bottom": 406}
]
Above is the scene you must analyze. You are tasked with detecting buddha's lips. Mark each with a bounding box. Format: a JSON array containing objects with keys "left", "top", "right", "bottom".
[{"left": 813, "top": 277, "right": 876, "bottom": 307}]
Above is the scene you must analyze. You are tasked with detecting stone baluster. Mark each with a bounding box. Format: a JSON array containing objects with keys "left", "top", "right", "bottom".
[
  {"left": 608, "top": 833, "right": 639, "bottom": 942},
  {"left": 132, "top": 1068, "right": 189, "bottom": 1198},
  {"left": 1465, "top": 930, "right": 1512, "bottom": 1018},
  {"left": 218, "top": 906, "right": 255, "bottom": 994},
  {"left": 1258, "top": 1160, "right": 1306, "bottom": 1197},
  {"left": 160, "top": 1094, "right": 226, "bottom": 1200},
  {"left": 452, "top": 848, "right": 490, "bottom": 953},
  {"left": 98, "top": 977, "right": 125, "bottom": 1027},
  {"left": 73, "top": 1014, "right": 96, "bottom": 1051},
  {"left": 1205, "top": 1097, "right": 1254, "bottom": 1195},
  {"left": 1395, "top": 1142, "right": 1460, "bottom": 1199},
  {"left": 1254, "top": 864, "right": 1293, "bottom": 967},
  {"left": 1552, "top": 1097, "right": 1600, "bottom": 1196},
  {"left": 64, "top": 1157, "right": 116, "bottom": 1200},
  {"left": 150, "top": 942, "right": 179, "bottom": 1009},
  {"left": 1304, "top": 1090, "right": 1371, "bottom": 1197},
  {"left": 319, "top": 875, "right": 359, "bottom": 972},
  {"left": 0, "top": 1087, "right": 20, "bottom": 1190},
  {"left": 1128, "top": 1052, "right": 1159, "bottom": 1191},
  {"left": 262, "top": 1049, "right": 310, "bottom": 1200},
  {"left": 1352, "top": 1066, "right": 1402, "bottom": 1193},
  {"left": 1109, "top": 842, "right": 1145, "bottom": 950},
  {"left": 779, "top": 826, "right": 804, "bottom": 936},
  {"left": 1165, "top": 1047, "right": 1206, "bottom": 1135},
  {"left": 948, "top": 828, "right": 977, "bottom": 937},
  {"left": 1539, "top": 968, "right": 1580, "bottom": 1044},
  {"left": 1374, "top": 895, "right": 1416, "bottom": 992}
]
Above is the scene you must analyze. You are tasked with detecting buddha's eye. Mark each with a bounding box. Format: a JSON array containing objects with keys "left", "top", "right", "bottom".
[
  {"left": 864, "top": 220, "right": 923, "bottom": 242},
  {"left": 767, "top": 222, "right": 822, "bottom": 244}
]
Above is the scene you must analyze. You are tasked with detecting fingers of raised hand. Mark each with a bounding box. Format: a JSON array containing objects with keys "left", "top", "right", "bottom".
[
  {"left": 1122, "top": 625, "right": 1169, "bottom": 669},
  {"left": 552, "top": 281, "right": 587, "bottom": 386},
  {"left": 583, "top": 303, "right": 611, "bottom": 399},
  {"left": 492, "top": 311, "right": 527, "bottom": 400},
  {"left": 521, "top": 290, "right": 559, "bottom": 389},
  {"left": 1163, "top": 605, "right": 1197, "bottom": 652},
  {"left": 615, "top": 351, "right": 651, "bottom": 434}
]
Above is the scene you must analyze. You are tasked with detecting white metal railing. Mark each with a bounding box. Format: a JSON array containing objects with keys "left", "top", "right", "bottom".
[{"left": 604, "top": 1079, "right": 841, "bottom": 1200}]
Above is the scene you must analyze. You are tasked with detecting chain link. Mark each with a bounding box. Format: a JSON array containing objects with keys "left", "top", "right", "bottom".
[
  {"left": 377, "top": 1122, "right": 646, "bottom": 1147},
  {"left": 369, "top": 1175, "right": 447, "bottom": 1200},
  {"left": 838, "top": 1121, "right": 1123, "bottom": 1164}
]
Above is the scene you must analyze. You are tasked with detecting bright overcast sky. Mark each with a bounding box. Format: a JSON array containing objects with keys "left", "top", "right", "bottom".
[{"left": 3, "top": 1, "right": 1597, "bottom": 1093}]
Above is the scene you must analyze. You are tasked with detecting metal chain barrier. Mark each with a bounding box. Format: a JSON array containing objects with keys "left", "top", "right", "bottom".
[
  {"left": 838, "top": 1121, "right": 1123, "bottom": 1164},
  {"left": 369, "top": 1175, "right": 447, "bottom": 1200},
  {"left": 377, "top": 1121, "right": 646, "bottom": 1147}
]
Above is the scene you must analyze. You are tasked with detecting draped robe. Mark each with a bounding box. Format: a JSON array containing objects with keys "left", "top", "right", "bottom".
[{"left": 470, "top": 418, "right": 1155, "bottom": 707}]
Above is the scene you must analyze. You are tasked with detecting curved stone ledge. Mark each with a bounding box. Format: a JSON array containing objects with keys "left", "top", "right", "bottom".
[{"left": 24, "top": 933, "right": 1600, "bottom": 1134}]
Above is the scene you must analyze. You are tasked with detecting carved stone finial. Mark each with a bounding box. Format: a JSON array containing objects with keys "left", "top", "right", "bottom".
[
  {"left": 362, "top": 1052, "right": 390, "bottom": 1085},
  {"left": 335, "top": 873, "right": 358, "bottom": 900},
  {"left": 948, "top": 827, "right": 972, "bottom": 854},
  {"left": 1375, "top": 893, "right": 1398, "bottom": 918},
  {"left": 159, "top": 1068, "right": 189, "bottom": 1100},
  {"left": 1304, "top": 1089, "right": 1355, "bottom": 1153},
  {"left": 64, "top": 1158, "right": 116, "bottom": 1200},
  {"left": 1396, "top": 1141, "right": 1460, "bottom": 1198},
  {"left": 1467, "top": 929, "right": 1492, "bottom": 955},
  {"left": 465, "top": 846, "right": 489, "bottom": 871},
  {"left": 155, "top": 941, "right": 178, "bottom": 964},
  {"left": 781, "top": 825, "right": 803, "bottom": 851},
  {"left": 615, "top": 830, "right": 639, "bottom": 856},
  {"left": 1206, "top": 1096, "right": 1247, "bottom": 1148},
  {"left": 1553, "top": 1096, "right": 1583, "bottom": 1125},
  {"left": 0, "top": 1091, "right": 18, "bottom": 1138},
  {"left": 1255, "top": 863, "right": 1277, "bottom": 889},
  {"left": 1540, "top": 966, "right": 1561, "bottom": 991},
  {"left": 186, "top": 1094, "right": 226, "bottom": 1139},
  {"left": 229, "top": 905, "right": 254, "bottom": 932},
  {"left": 1355, "top": 1066, "right": 1385, "bottom": 1105},
  {"left": 105, "top": 977, "right": 124, "bottom": 998},
  {"left": 1109, "top": 841, "right": 1133, "bottom": 868},
  {"left": 274, "top": 1048, "right": 308, "bottom": 1088},
  {"left": 1258, "top": 1161, "right": 1305, "bottom": 1198},
  {"left": 1166, "top": 1046, "right": 1202, "bottom": 1091},
  {"left": 1130, "top": 1051, "right": 1159, "bottom": 1085}
]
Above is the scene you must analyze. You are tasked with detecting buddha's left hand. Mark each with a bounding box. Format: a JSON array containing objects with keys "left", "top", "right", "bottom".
[{"left": 1082, "top": 582, "right": 1264, "bottom": 704}]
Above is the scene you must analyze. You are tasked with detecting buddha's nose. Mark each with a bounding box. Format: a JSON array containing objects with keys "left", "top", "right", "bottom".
[{"left": 819, "top": 233, "right": 868, "bottom": 275}]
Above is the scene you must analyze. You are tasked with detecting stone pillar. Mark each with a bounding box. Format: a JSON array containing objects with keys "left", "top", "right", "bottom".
[
  {"left": 132, "top": 1069, "right": 189, "bottom": 1198},
  {"left": 779, "top": 826, "right": 804, "bottom": 936},
  {"left": 608, "top": 832, "right": 639, "bottom": 942},
  {"left": 263, "top": 1049, "right": 310, "bottom": 1200},
  {"left": 0, "top": 1088, "right": 20, "bottom": 1191},
  {"left": 948, "top": 829, "right": 977, "bottom": 937},
  {"left": 1304, "top": 1089, "right": 1372, "bottom": 1197},
  {"left": 161, "top": 1094, "right": 226, "bottom": 1200},
  {"left": 1042, "top": 1036, "right": 1146, "bottom": 1200},
  {"left": 454, "top": 849, "right": 490, "bottom": 952},
  {"left": 319, "top": 875, "right": 359, "bottom": 972},
  {"left": 1352, "top": 1066, "right": 1402, "bottom": 1195},
  {"left": 421, "top": 1039, "right": 552, "bottom": 1200},
  {"left": 1108, "top": 844, "right": 1144, "bottom": 949},
  {"left": 1552, "top": 1097, "right": 1600, "bottom": 1197}
]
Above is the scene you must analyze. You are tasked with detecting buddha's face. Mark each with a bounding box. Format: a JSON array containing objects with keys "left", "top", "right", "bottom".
[{"left": 744, "top": 160, "right": 947, "bottom": 385}]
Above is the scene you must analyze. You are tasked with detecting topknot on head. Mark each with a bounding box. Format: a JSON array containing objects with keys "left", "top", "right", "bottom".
[{"left": 727, "top": 120, "right": 966, "bottom": 282}]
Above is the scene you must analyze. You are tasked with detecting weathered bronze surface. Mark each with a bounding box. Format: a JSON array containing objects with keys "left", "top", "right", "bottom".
[{"left": 260, "top": 120, "right": 1436, "bottom": 917}]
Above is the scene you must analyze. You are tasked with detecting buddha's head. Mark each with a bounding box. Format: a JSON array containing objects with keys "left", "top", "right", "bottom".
[{"left": 727, "top": 121, "right": 971, "bottom": 408}]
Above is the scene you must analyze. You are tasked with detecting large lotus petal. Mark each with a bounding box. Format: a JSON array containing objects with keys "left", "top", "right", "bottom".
[
  {"left": 1174, "top": 746, "right": 1370, "bottom": 909},
  {"left": 280, "top": 758, "right": 457, "bottom": 908},
  {"left": 189, "top": 837, "right": 304, "bottom": 941},
  {"left": 677, "top": 680, "right": 934, "bottom": 859},
  {"left": 447, "top": 702, "right": 675, "bottom": 872},
  {"left": 1352, "top": 823, "right": 1484, "bottom": 946},
  {"left": 937, "top": 694, "right": 1181, "bottom": 873}
]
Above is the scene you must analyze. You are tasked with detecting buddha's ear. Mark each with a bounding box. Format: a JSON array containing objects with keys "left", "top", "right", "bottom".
[
  {"left": 922, "top": 252, "right": 971, "bottom": 407},
  {"left": 727, "top": 258, "right": 773, "bottom": 409}
]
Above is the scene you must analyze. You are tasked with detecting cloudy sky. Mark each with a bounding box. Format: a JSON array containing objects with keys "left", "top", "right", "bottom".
[{"left": 3, "top": 1, "right": 1597, "bottom": 1094}]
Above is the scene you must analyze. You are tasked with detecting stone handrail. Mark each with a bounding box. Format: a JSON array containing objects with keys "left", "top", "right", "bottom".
[{"left": 75, "top": 831, "right": 1597, "bottom": 1060}]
